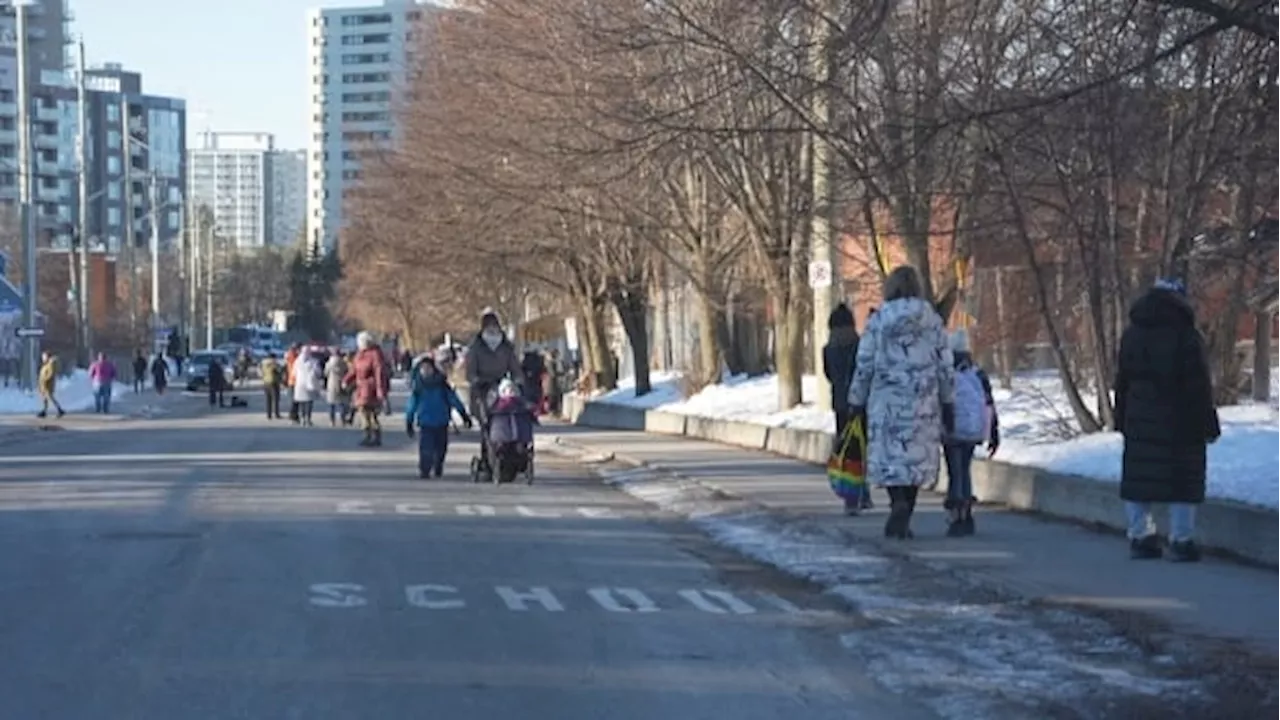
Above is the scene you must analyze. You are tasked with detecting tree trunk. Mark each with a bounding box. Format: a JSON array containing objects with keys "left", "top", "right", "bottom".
[
  {"left": 773, "top": 293, "right": 806, "bottom": 410},
  {"left": 584, "top": 298, "right": 615, "bottom": 391},
  {"left": 694, "top": 284, "right": 722, "bottom": 388},
  {"left": 611, "top": 290, "right": 651, "bottom": 397},
  {"left": 1252, "top": 312, "right": 1273, "bottom": 402}
]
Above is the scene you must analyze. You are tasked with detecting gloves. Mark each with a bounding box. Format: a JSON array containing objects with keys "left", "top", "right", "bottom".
[
  {"left": 941, "top": 403, "right": 955, "bottom": 435},
  {"left": 463, "top": 414, "right": 474, "bottom": 429},
  {"left": 406, "top": 421, "right": 415, "bottom": 439},
  {"left": 987, "top": 429, "right": 1000, "bottom": 457}
]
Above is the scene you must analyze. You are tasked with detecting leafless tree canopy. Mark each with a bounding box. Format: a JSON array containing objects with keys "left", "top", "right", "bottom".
[{"left": 339, "top": 0, "right": 1276, "bottom": 420}]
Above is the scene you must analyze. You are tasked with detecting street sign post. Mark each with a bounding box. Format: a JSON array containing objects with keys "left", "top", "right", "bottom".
[
  {"left": 14, "top": 327, "right": 43, "bottom": 338},
  {"left": 808, "top": 260, "right": 833, "bottom": 289}
]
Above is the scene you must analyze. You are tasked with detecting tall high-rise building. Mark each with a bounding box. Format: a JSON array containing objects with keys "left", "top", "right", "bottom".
[
  {"left": 187, "top": 131, "right": 275, "bottom": 250},
  {"left": 270, "top": 148, "right": 306, "bottom": 248},
  {"left": 305, "top": 0, "right": 429, "bottom": 252}
]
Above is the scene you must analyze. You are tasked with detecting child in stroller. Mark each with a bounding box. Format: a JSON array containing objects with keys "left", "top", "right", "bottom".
[{"left": 471, "top": 378, "right": 539, "bottom": 484}]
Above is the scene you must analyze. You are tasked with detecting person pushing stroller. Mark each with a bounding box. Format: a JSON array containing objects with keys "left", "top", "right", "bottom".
[{"left": 465, "top": 310, "right": 523, "bottom": 430}]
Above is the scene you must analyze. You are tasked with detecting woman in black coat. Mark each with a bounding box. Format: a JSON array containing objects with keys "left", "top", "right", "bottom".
[{"left": 1114, "top": 278, "right": 1220, "bottom": 563}]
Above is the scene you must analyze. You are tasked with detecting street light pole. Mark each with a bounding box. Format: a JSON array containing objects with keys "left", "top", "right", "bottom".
[
  {"left": 148, "top": 173, "right": 160, "bottom": 352},
  {"left": 205, "top": 223, "right": 214, "bottom": 350},
  {"left": 15, "top": 0, "right": 38, "bottom": 390},
  {"left": 76, "top": 38, "right": 91, "bottom": 364}
]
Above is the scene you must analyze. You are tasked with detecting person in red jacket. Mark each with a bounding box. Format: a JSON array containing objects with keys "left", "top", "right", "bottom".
[{"left": 344, "top": 331, "right": 387, "bottom": 446}]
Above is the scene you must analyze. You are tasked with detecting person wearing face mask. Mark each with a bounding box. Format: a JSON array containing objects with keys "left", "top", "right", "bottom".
[{"left": 465, "top": 310, "right": 524, "bottom": 422}]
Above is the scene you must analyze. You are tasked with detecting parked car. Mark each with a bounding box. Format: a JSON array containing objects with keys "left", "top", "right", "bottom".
[{"left": 185, "top": 350, "right": 235, "bottom": 391}]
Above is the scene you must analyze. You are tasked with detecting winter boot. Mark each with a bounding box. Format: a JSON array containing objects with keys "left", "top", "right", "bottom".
[
  {"left": 370, "top": 428, "right": 383, "bottom": 447},
  {"left": 359, "top": 428, "right": 374, "bottom": 447},
  {"left": 884, "top": 500, "right": 913, "bottom": 539},
  {"left": 1168, "top": 540, "right": 1201, "bottom": 563},
  {"left": 1129, "top": 534, "right": 1163, "bottom": 560},
  {"left": 960, "top": 500, "right": 976, "bottom": 536}
]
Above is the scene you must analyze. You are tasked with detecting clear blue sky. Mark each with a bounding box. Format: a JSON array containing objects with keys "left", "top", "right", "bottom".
[{"left": 72, "top": 0, "right": 372, "bottom": 150}]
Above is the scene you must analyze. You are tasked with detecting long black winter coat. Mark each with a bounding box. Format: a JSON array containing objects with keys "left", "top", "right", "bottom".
[
  {"left": 822, "top": 326, "right": 859, "bottom": 418},
  {"left": 1114, "top": 288, "right": 1221, "bottom": 504}
]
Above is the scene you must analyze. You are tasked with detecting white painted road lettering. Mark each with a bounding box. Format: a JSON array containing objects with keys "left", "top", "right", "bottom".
[
  {"left": 515, "top": 505, "right": 561, "bottom": 518},
  {"left": 335, "top": 501, "right": 374, "bottom": 514},
  {"left": 575, "top": 507, "right": 620, "bottom": 519},
  {"left": 588, "top": 587, "right": 659, "bottom": 613},
  {"left": 405, "top": 584, "right": 465, "bottom": 609},
  {"left": 309, "top": 583, "right": 368, "bottom": 607},
  {"left": 455, "top": 504, "right": 496, "bottom": 516},
  {"left": 495, "top": 586, "right": 565, "bottom": 612},
  {"left": 395, "top": 503, "right": 434, "bottom": 515},
  {"left": 678, "top": 589, "right": 756, "bottom": 614},
  {"left": 309, "top": 584, "right": 810, "bottom": 616}
]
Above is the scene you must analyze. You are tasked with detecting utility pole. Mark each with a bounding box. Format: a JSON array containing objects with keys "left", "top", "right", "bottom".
[
  {"left": 205, "top": 219, "right": 214, "bottom": 350},
  {"left": 808, "top": 1, "right": 839, "bottom": 411},
  {"left": 190, "top": 204, "right": 199, "bottom": 351},
  {"left": 121, "top": 95, "right": 137, "bottom": 347},
  {"left": 76, "top": 38, "right": 91, "bottom": 364},
  {"left": 148, "top": 173, "right": 161, "bottom": 353},
  {"left": 15, "top": 1, "right": 37, "bottom": 390},
  {"left": 175, "top": 204, "right": 185, "bottom": 355}
]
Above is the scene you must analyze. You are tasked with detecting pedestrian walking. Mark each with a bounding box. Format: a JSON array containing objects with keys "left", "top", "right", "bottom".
[
  {"left": 131, "top": 349, "right": 147, "bottom": 393},
  {"left": 284, "top": 343, "right": 301, "bottom": 424},
  {"left": 847, "top": 265, "right": 955, "bottom": 539},
  {"left": 405, "top": 356, "right": 471, "bottom": 478},
  {"left": 150, "top": 352, "right": 170, "bottom": 395},
  {"left": 822, "top": 302, "right": 872, "bottom": 515},
  {"left": 293, "top": 350, "right": 320, "bottom": 426},
  {"left": 941, "top": 329, "right": 999, "bottom": 537},
  {"left": 36, "top": 351, "right": 64, "bottom": 418},
  {"left": 345, "top": 332, "right": 387, "bottom": 446},
  {"left": 88, "top": 352, "right": 117, "bottom": 414},
  {"left": 207, "top": 356, "right": 228, "bottom": 408},
  {"left": 1115, "top": 278, "right": 1220, "bottom": 563},
  {"left": 325, "top": 351, "right": 351, "bottom": 426},
  {"left": 261, "top": 352, "right": 283, "bottom": 419}
]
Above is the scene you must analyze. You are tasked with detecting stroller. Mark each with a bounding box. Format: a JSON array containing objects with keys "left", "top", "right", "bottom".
[{"left": 469, "top": 381, "right": 536, "bottom": 485}]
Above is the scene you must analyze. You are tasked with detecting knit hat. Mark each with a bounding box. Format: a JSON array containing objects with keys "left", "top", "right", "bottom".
[
  {"left": 827, "top": 303, "right": 854, "bottom": 330},
  {"left": 1153, "top": 277, "right": 1187, "bottom": 296},
  {"left": 950, "top": 328, "right": 971, "bottom": 354},
  {"left": 498, "top": 378, "right": 519, "bottom": 398}
]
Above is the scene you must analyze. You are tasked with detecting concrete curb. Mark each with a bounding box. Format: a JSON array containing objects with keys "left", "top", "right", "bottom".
[{"left": 559, "top": 394, "right": 1279, "bottom": 568}]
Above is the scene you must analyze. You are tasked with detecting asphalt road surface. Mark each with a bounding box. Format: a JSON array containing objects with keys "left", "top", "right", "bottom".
[{"left": 0, "top": 395, "right": 939, "bottom": 720}]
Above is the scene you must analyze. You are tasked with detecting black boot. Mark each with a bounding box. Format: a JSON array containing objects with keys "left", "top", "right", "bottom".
[
  {"left": 961, "top": 501, "right": 976, "bottom": 536},
  {"left": 1129, "top": 534, "right": 1163, "bottom": 560},
  {"left": 944, "top": 497, "right": 966, "bottom": 537},
  {"left": 1168, "top": 540, "right": 1201, "bottom": 563},
  {"left": 371, "top": 428, "right": 383, "bottom": 447},
  {"left": 884, "top": 500, "right": 913, "bottom": 539}
]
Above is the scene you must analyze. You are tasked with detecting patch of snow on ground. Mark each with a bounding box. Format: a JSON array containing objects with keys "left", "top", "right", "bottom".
[
  {"left": 0, "top": 370, "right": 125, "bottom": 414},
  {"left": 591, "top": 458, "right": 1204, "bottom": 719},
  {"left": 589, "top": 368, "right": 1279, "bottom": 509}
]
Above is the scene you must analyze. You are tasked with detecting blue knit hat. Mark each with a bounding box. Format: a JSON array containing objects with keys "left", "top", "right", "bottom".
[{"left": 1153, "top": 277, "right": 1187, "bottom": 296}]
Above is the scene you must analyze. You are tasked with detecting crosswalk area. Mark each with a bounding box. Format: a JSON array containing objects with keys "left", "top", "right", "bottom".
[
  {"left": 308, "top": 582, "right": 825, "bottom": 617},
  {"left": 333, "top": 501, "right": 627, "bottom": 519}
]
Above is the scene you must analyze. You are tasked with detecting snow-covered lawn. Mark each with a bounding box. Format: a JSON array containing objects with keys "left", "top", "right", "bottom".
[
  {"left": 0, "top": 369, "right": 125, "bottom": 415},
  {"left": 592, "top": 369, "right": 1279, "bottom": 510}
]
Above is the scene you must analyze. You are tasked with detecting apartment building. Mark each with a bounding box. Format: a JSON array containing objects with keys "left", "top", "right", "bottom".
[
  {"left": 188, "top": 131, "right": 275, "bottom": 250},
  {"left": 270, "top": 148, "right": 306, "bottom": 247},
  {"left": 304, "top": 0, "right": 431, "bottom": 251}
]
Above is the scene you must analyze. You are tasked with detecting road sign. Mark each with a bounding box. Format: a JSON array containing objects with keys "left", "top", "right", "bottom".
[
  {"left": 808, "top": 260, "right": 833, "bottom": 289},
  {"left": 14, "top": 327, "right": 44, "bottom": 338}
]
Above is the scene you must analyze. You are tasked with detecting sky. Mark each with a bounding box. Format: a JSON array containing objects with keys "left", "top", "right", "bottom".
[{"left": 72, "top": 0, "right": 376, "bottom": 150}]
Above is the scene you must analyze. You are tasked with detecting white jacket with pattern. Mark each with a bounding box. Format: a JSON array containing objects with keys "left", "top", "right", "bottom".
[{"left": 847, "top": 297, "right": 955, "bottom": 487}]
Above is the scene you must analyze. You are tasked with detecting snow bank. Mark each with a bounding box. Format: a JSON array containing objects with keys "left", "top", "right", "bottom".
[
  {"left": 595, "top": 369, "right": 1280, "bottom": 510},
  {"left": 0, "top": 369, "right": 125, "bottom": 414}
]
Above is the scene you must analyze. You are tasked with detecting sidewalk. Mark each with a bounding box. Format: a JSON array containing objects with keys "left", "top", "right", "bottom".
[{"left": 548, "top": 423, "right": 1278, "bottom": 659}]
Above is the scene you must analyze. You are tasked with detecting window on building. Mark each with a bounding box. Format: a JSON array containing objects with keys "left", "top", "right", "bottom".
[
  {"left": 0, "top": 90, "right": 12, "bottom": 103},
  {"left": 107, "top": 156, "right": 121, "bottom": 175},
  {"left": 107, "top": 130, "right": 121, "bottom": 149},
  {"left": 107, "top": 103, "right": 119, "bottom": 122},
  {"left": 108, "top": 182, "right": 120, "bottom": 200},
  {"left": 40, "top": 176, "right": 57, "bottom": 189},
  {"left": 108, "top": 207, "right": 121, "bottom": 227},
  {"left": 168, "top": 210, "right": 180, "bottom": 230}
]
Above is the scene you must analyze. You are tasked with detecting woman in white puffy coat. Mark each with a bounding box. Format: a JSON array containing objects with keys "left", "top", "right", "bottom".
[
  {"left": 292, "top": 350, "right": 321, "bottom": 426},
  {"left": 847, "top": 265, "right": 955, "bottom": 539}
]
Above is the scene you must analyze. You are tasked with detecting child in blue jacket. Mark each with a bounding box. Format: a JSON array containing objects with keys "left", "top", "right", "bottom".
[{"left": 405, "top": 356, "right": 472, "bottom": 479}]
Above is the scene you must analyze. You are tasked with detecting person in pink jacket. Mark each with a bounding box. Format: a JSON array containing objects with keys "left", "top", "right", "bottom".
[{"left": 88, "top": 353, "right": 117, "bottom": 414}]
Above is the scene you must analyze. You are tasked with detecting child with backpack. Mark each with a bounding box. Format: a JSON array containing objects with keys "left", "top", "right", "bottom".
[{"left": 943, "top": 329, "right": 999, "bottom": 537}]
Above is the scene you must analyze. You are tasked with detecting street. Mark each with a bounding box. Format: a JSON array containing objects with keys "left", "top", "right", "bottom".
[{"left": 0, "top": 396, "right": 937, "bottom": 720}]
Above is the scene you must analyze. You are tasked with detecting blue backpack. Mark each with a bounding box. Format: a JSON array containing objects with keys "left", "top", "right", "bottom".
[{"left": 951, "top": 365, "right": 988, "bottom": 443}]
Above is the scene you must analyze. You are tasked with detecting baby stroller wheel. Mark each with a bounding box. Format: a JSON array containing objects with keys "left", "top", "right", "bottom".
[
  {"left": 525, "top": 456, "right": 535, "bottom": 485},
  {"left": 469, "top": 457, "right": 481, "bottom": 483}
]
